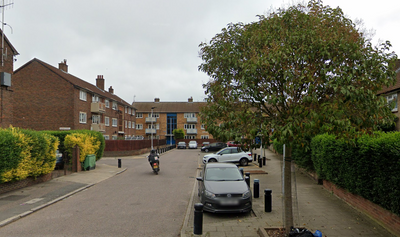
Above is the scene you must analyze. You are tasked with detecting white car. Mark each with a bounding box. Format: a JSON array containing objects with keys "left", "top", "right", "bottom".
[
  {"left": 202, "top": 147, "right": 252, "bottom": 166},
  {"left": 188, "top": 141, "right": 198, "bottom": 149}
]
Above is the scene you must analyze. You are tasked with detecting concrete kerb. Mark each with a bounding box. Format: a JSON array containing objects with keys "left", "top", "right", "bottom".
[{"left": 0, "top": 167, "right": 127, "bottom": 228}]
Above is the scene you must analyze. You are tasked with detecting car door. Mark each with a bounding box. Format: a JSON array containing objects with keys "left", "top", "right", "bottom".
[
  {"left": 218, "top": 148, "right": 232, "bottom": 162},
  {"left": 229, "top": 148, "right": 242, "bottom": 162}
]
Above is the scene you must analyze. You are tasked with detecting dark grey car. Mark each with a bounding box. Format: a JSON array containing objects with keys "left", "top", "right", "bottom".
[{"left": 196, "top": 163, "right": 252, "bottom": 213}]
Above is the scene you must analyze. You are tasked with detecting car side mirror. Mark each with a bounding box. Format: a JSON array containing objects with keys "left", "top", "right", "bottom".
[{"left": 196, "top": 177, "right": 203, "bottom": 181}]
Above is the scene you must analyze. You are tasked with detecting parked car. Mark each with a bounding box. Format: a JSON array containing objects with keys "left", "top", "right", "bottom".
[
  {"left": 202, "top": 142, "right": 210, "bottom": 147},
  {"left": 177, "top": 142, "right": 187, "bottom": 149},
  {"left": 202, "top": 147, "right": 252, "bottom": 166},
  {"left": 188, "top": 141, "right": 198, "bottom": 149},
  {"left": 55, "top": 149, "right": 64, "bottom": 169},
  {"left": 196, "top": 163, "right": 252, "bottom": 213},
  {"left": 227, "top": 141, "right": 241, "bottom": 147},
  {"left": 201, "top": 142, "right": 227, "bottom": 152}
]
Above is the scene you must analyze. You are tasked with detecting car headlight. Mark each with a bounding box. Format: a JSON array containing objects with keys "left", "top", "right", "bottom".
[
  {"left": 205, "top": 190, "right": 216, "bottom": 199},
  {"left": 242, "top": 190, "right": 251, "bottom": 199}
]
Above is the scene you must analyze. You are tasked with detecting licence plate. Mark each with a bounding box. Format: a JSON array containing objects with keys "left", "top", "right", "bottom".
[
  {"left": 220, "top": 199, "right": 239, "bottom": 205},
  {"left": 153, "top": 164, "right": 158, "bottom": 169}
]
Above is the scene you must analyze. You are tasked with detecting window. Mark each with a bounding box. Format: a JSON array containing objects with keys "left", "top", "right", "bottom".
[
  {"left": 125, "top": 120, "right": 127, "bottom": 128},
  {"left": 112, "top": 118, "right": 118, "bottom": 127},
  {"left": 136, "top": 113, "right": 143, "bottom": 118},
  {"left": 148, "top": 124, "right": 159, "bottom": 129},
  {"left": 112, "top": 135, "right": 118, "bottom": 140},
  {"left": 128, "top": 121, "right": 131, "bottom": 128},
  {"left": 136, "top": 135, "right": 144, "bottom": 140},
  {"left": 185, "top": 135, "right": 195, "bottom": 139},
  {"left": 79, "top": 112, "right": 87, "bottom": 123},
  {"left": 103, "top": 135, "right": 109, "bottom": 140},
  {"left": 184, "top": 113, "right": 196, "bottom": 118},
  {"left": 201, "top": 135, "right": 209, "bottom": 139},
  {"left": 132, "top": 109, "right": 135, "bottom": 116},
  {"left": 132, "top": 122, "right": 135, "bottom": 129},
  {"left": 92, "top": 115, "right": 100, "bottom": 124},
  {"left": 136, "top": 124, "right": 143, "bottom": 130},
  {"left": 105, "top": 99, "right": 110, "bottom": 108},
  {"left": 125, "top": 107, "right": 127, "bottom": 113},
  {"left": 105, "top": 117, "right": 110, "bottom": 126},
  {"left": 387, "top": 93, "right": 398, "bottom": 112},
  {"left": 128, "top": 108, "right": 131, "bottom": 114},
  {"left": 148, "top": 112, "right": 159, "bottom": 118},
  {"left": 201, "top": 124, "right": 205, "bottom": 129},
  {"left": 79, "top": 90, "right": 87, "bottom": 101},
  {"left": 112, "top": 101, "right": 118, "bottom": 110},
  {"left": 184, "top": 124, "right": 196, "bottom": 130},
  {"left": 92, "top": 94, "right": 99, "bottom": 102}
]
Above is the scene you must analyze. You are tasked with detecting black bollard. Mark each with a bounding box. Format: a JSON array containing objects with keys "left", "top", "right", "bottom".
[
  {"left": 258, "top": 157, "right": 263, "bottom": 168},
  {"left": 263, "top": 157, "right": 266, "bottom": 166},
  {"left": 264, "top": 189, "right": 272, "bottom": 212},
  {"left": 254, "top": 179, "right": 260, "bottom": 198},
  {"left": 118, "top": 159, "right": 121, "bottom": 168},
  {"left": 245, "top": 172, "right": 250, "bottom": 181},
  {"left": 253, "top": 153, "right": 257, "bottom": 161},
  {"left": 193, "top": 203, "right": 203, "bottom": 235},
  {"left": 245, "top": 176, "right": 250, "bottom": 187}
]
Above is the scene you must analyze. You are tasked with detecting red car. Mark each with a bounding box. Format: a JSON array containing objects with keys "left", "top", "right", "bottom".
[{"left": 227, "top": 141, "right": 241, "bottom": 147}]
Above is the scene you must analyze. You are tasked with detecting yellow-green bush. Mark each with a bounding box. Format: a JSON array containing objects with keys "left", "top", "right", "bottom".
[
  {"left": 64, "top": 133, "right": 100, "bottom": 162},
  {"left": 0, "top": 127, "right": 59, "bottom": 183}
]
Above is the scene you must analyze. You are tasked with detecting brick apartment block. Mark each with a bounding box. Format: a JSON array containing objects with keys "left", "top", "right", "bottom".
[
  {"left": 12, "top": 58, "right": 136, "bottom": 139},
  {"left": 0, "top": 30, "right": 19, "bottom": 128},
  {"left": 133, "top": 97, "right": 214, "bottom": 144}
]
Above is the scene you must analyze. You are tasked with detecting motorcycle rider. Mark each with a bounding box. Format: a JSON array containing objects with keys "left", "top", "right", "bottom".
[{"left": 148, "top": 149, "right": 159, "bottom": 168}]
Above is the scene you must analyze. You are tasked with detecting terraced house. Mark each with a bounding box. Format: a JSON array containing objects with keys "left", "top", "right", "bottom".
[
  {"left": 133, "top": 97, "right": 214, "bottom": 144},
  {"left": 12, "top": 59, "right": 136, "bottom": 139}
]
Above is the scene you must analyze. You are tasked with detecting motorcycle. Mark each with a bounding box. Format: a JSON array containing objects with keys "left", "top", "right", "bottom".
[{"left": 148, "top": 150, "right": 160, "bottom": 175}]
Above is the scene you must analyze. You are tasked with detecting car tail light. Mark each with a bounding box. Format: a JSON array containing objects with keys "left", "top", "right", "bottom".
[{"left": 247, "top": 153, "right": 252, "bottom": 156}]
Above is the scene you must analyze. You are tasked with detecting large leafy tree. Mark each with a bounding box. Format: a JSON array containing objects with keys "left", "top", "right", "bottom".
[{"left": 198, "top": 0, "right": 397, "bottom": 232}]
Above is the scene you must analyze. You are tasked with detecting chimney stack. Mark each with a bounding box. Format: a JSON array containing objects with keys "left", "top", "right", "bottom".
[
  {"left": 188, "top": 97, "right": 193, "bottom": 103},
  {"left": 58, "top": 59, "right": 68, "bottom": 72},
  {"left": 154, "top": 98, "right": 160, "bottom": 103},
  {"left": 108, "top": 86, "right": 114, "bottom": 94},
  {"left": 96, "top": 75, "right": 105, "bottom": 90}
]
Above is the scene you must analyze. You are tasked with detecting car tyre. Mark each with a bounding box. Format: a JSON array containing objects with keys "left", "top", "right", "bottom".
[
  {"left": 205, "top": 149, "right": 209, "bottom": 152},
  {"left": 239, "top": 158, "right": 248, "bottom": 166},
  {"left": 208, "top": 158, "right": 217, "bottom": 163}
]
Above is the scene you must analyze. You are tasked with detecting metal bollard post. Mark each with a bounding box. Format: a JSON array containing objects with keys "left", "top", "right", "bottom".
[
  {"left": 264, "top": 189, "right": 272, "bottom": 212},
  {"left": 193, "top": 203, "right": 203, "bottom": 235},
  {"left": 245, "top": 176, "right": 250, "bottom": 187},
  {"left": 245, "top": 172, "right": 250, "bottom": 181},
  {"left": 258, "top": 157, "right": 263, "bottom": 168},
  {"left": 253, "top": 153, "right": 257, "bottom": 161},
  {"left": 118, "top": 159, "right": 121, "bottom": 168},
  {"left": 263, "top": 157, "right": 266, "bottom": 166},
  {"left": 254, "top": 179, "right": 260, "bottom": 198}
]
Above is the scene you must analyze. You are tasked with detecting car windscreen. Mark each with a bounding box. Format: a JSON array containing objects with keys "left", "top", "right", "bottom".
[{"left": 205, "top": 167, "right": 243, "bottom": 181}]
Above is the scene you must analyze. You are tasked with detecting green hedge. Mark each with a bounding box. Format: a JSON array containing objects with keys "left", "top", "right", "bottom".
[
  {"left": 311, "top": 132, "right": 400, "bottom": 216},
  {"left": 0, "top": 127, "right": 59, "bottom": 183}
]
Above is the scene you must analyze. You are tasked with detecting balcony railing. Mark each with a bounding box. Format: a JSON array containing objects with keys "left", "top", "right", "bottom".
[
  {"left": 145, "top": 128, "right": 157, "bottom": 134},
  {"left": 186, "top": 129, "right": 197, "bottom": 134},
  {"left": 145, "top": 117, "right": 157, "bottom": 123},
  {"left": 91, "top": 102, "right": 106, "bottom": 113},
  {"left": 186, "top": 117, "right": 198, "bottom": 123},
  {"left": 91, "top": 123, "right": 106, "bottom": 132}
]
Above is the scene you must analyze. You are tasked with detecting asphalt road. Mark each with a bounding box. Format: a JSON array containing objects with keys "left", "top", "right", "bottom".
[{"left": 0, "top": 149, "right": 200, "bottom": 237}]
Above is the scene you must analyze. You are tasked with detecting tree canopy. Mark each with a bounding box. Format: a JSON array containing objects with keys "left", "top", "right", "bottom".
[{"left": 198, "top": 0, "right": 397, "bottom": 148}]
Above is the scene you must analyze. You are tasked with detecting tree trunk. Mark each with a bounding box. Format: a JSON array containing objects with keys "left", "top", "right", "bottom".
[{"left": 284, "top": 145, "right": 293, "bottom": 234}]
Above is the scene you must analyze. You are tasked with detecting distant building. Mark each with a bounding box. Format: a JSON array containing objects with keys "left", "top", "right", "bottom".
[
  {"left": 12, "top": 58, "right": 136, "bottom": 139},
  {"left": 133, "top": 97, "right": 214, "bottom": 144},
  {"left": 0, "top": 30, "right": 19, "bottom": 128}
]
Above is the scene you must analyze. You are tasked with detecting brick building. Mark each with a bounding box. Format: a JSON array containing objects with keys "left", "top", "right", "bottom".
[
  {"left": 0, "top": 30, "right": 19, "bottom": 128},
  {"left": 12, "top": 58, "right": 136, "bottom": 139},
  {"left": 133, "top": 97, "right": 214, "bottom": 145}
]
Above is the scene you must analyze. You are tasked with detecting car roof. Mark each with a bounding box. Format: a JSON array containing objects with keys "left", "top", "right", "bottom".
[
  {"left": 178, "top": 142, "right": 185, "bottom": 144},
  {"left": 205, "top": 163, "right": 238, "bottom": 169}
]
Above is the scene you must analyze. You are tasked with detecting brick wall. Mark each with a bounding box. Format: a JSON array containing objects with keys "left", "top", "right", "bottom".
[
  {"left": 323, "top": 180, "right": 400, "bottom": 235},
  {"left": 0, "top": 87, "right": 13, "bottom": 127},
  {"left": 0, "top": 173, "right": 52, "bottom": 195}
]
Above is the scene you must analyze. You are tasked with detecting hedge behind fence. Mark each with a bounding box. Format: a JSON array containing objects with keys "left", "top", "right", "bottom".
[{"left": 311, "top": 132, "right": 400, "bottom": 216}]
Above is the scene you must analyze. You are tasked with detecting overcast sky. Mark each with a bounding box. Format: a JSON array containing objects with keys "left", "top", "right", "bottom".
[{"left": 4, "top": 0, "right": 400, "bottom": 103}]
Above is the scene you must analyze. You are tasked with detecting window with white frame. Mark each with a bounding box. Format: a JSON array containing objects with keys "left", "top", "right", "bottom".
[
  {"left": 79, "top": 112, "right": 87, "bottom": 123},
  {"left": 125, "top": 107, "right": 127, "bottom": 113},
  {"left": 132, "top": 122, "right": 135, "bottom": 129},
  {"left": 136, "top": 124, "right": 143, "bottom": 129},
  {"left": 136, "top": 112, "right": 143, "bottom": 118},
  {"left": 105, "top": 117, "right": 110, "bottom": 126},
  {"left": 131, "top": 109, "right": 135, "bottom": 116},
  {"left": 103, "top": 135, "right": 109, "bottom": 140},
  {"left": 201, "top": 135, "right": 209, "bottom": 139},
  {"left": 148, "top": 112, "right": 159, "bottom": 118},
  {"left": 125, "top": 120, "right": 127, "bottom": 128},
  {"left": 92, "top": 94, "right": 99, "bottom": 102},
  {"left": 136, "top": 135, "right": 144, "bottom": 140},
  {"left": 148, "top": 124, "right": 159, "bottom": 129},
  {"left": 184, "top": 113, "right": 196, "bottom": 118},
  {"left": 128, "top": 121, "right": 131, "bottom": 128},
  {"left": 128, "top": 108, "right": 131, "bottom": 114},
  {"left": 112, "top": 101, "right": 118, "bottom": 110},
  {"left": 105, "top": 99, "right": 110, "bottom": 108},
  {"left": 92, "top": 115, "right": 100, "bottom": 124},
  {"left": 79, "top": 90, "right": 87, "bottom": 101},
  {"left": 387, "top": 93, "right": 398, "bottom": 112},
  {"left": 112, "top": 135, "right": 118, "bottom": 140},
  {"left": 185, "top": 135, "right": 195, "bottom": 139},
  {"left": 201, "top": 124, "right": 205, "bottom": 129},
  {"left": 184, "top": 124, "right": 196, "bottom": 130},
  {"left": 112, "top": 118, "right": 118, "bottom": 127}
]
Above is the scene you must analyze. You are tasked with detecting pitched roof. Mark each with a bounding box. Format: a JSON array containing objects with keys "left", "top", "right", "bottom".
[
  {"left": 377, "top": 59, "right": 400, "bottom": 95},
  {"left": 133, "top": 101, "right": 206, "bottom": 113},
  {"left": 14, "top": 58, "right": 134, "bottom": 108},
  {"left": 0, "top": 29, "right": 19, "bottom": 55}
]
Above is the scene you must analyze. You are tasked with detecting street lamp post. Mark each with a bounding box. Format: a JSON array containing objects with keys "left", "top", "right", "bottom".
[{"left": 151, "top": 107, "right": 156, "bottom": 150}]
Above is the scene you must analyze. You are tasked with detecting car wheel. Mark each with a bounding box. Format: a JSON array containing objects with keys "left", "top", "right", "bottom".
[
  {"left": 205, "top": 149, "right": 209, "bottom": 152},
  {"left": 208, "top": 158, "right": 217, "bottom": 163},
  {"left": 239, "top": 158, "right": 248, "bottom": 166}
]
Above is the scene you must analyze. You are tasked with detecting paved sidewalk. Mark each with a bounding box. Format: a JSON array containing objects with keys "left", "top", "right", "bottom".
[
  {"left": 180, "top": 148, "right": 397, "bottom": 237},
  {"left": 0, "top": 163, "right": 126, "bottom": 228}
]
